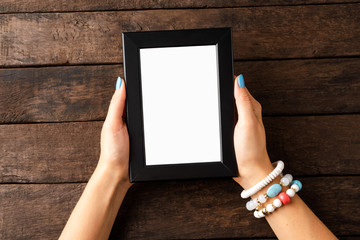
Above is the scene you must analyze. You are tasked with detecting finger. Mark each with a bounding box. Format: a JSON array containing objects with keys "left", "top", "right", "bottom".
[
  {"left": 234, "top": 74, "right": 263, "bottom": 122},
  {"left": 244, "top": 87, "right": 263, "bottom": 123},
  {"left": 234, "top": 74, "right": 257, "bottom": 123},
  {"left": 105, "top": 77, "right": 126, "bottom": 127}
]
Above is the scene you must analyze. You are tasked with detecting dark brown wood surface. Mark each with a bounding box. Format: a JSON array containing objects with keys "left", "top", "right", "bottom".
[
  {"left": 0, "top": 177, "right": 359, "bottom": 239},
  {"left": 0, "top": 0, "right": 359, "bottom": 239},
  {"left": 1, "top": 58, "right": 359, "bottom": 123},
  {"left": 1, "top": 0, "right": 359, "bottom": 13},
  {"left": 1, "top": 4, "right": 360, "bottom": 67},
  {"left": 1, "top": 115, "right": 359, "bottom": 183}
]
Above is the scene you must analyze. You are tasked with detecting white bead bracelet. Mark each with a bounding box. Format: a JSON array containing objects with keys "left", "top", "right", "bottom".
[
  {"left": 246, "top": 173, "right": 293, "bottom": 211},
  {"left": 254, "top": 180, "right": 303, "bottom": 218},
  {"left": 241, "top": 160, "right": 284, "bottom": 199}
]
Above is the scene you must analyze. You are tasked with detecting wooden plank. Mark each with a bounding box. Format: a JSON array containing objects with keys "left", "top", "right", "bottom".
[
  {"left": 0, "top": 183, "right": 85, "bottom": 240},
  {"left": 238, "top": 58, "right": 360, "bottom": 116},
  {"left": 0, "top": 0, "right": 359, "bottom": 13},
  {"left": 0, "top": 4, "right": 359, "bottom": 66},
  {"left": 338, "top": 237, "right": 360, "bottom": 240},
  {"left": 0, "top": 121, "right": 102, "bottom": 183},
  {"left": 0, "top": 65, "right": 120, "bottom": 123},
  {"left": 264, "top": 115, "right": 360, "bottom": 176},
  {"left": 1, "top": 58, "right": 359, "bottom": 123},
  {"left": 215, "top": 238, "right": 360, "bottom": 240},
  {"left": 0, "top": 115, "right": 359, "bottom": 183},
  {"left": 114, "top": 177, "right": 360, "bottom": 238},
  {"left": 0, "top": 177, "right": 359, "bottom": 239}
]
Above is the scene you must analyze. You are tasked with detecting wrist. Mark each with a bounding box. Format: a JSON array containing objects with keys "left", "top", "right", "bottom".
[
  {"left": 234, "top": 157, "right": 274, "bottom": 190},
  {"left": 95, "top": 162, "right": 132, "bottom": 190}
]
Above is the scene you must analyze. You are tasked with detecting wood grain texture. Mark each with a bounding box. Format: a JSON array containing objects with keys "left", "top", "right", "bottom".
[
  {"left": 238, "top": 58, "right": 360, "bottom": 116},
  {"left": 0, "top": 183, "right": 85, "bottom": 240},
  {"left": 338, "top": 237, "right": 360, "bottom": 240},
  {"left": 0, "top": 177, "right": 359, "bottom": 239},
  {"left": 1, "top": 115, "right": 359, "bottom": 183},
  {"left": 0, "top": 65, "right": 121, "bottom": 123},
  {"left": 264, "top": 115, "right": 360, "bottom": 176},
  {"left": 1, "top": 58, "right": 359, "bottom": 123},
  {"left": 1, "top": 0, "right": 359, "bottom": 13},
  {"left": 339, "top": 237, "right": 360, "bottom": 240},
  {"left": 0, "top": 121, "right": 102, "bottom": 183},
  {"left": 1, "top": 4, "right": 359, "bottom": 67},
  {"left": 1, "top": 1, "right": 359, "bottom": 239}
]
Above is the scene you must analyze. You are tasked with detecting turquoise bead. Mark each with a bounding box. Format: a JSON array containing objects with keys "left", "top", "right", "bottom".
[
  {"left": 291, "top": 180, "right": 302, "bottom": 191},
  {"left": 267, "top": 184, "right": 282, "bottom": 197}
]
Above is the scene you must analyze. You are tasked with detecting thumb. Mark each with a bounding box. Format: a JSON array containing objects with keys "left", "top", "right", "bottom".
[
  {"left": 105, "top": 77, "right": 126, "bottom": 127},
  {"left": 234, "top": 74, "right": 256, "bottom": 123}
]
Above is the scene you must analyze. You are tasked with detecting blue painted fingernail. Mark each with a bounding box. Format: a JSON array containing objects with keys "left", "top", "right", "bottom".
[
  {"left": 238, "top": 74, "right": 245, "bottom": 87},
  {"left": 116, "top": 77, "right": 122, "bottom": 89}
]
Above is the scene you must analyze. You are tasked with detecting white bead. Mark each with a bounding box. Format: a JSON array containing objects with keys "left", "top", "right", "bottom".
[
  {"left": 246, "top": 201, "right": 252, "bottom": 210},
  {"left": 258, "top": 209, "right": 265, "bottom": 218},
  {"left": 246, "top": 201, "right": 252, "bottom": 211},
  {"left": 254, "top": 210, "right": 260, "bottom": 218},
  {"left": 273, "top": 199, "right": 282, "bottom": 208},
  {"left": 280, "top": 177, "right": 290, "bottom": 186},
  {"left": 284, "top": 174, "right": 293, "bottom": 183},
  {"left": 291, "top": 184, "right": 300, "bottom": 192},
  {"left": 258, "top": 194, "right": 267, "bottom": 203},
  {"left": 246, "top": 199, "right": 258, "bottom": 211},
  {"left": 286, "top": 189, "right": 296, "bottom": 197},
  {"left": 266, "top": 204, "right": 275, "bottom": 213}
]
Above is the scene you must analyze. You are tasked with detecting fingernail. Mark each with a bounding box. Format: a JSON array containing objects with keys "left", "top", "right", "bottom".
[
  {"left": 116, "top": 76, "right": 122, "bottom": 89},
  {"left": 238, "top": 74, "right": 245, "bottom": 87}
]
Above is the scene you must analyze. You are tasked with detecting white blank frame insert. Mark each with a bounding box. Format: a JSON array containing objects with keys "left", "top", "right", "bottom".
[
  {"left": 140, "top": 45, "right": 222, "bottom": 166},
  {"left": 122, "top": 28, "right": 237, "bottom": 182}
]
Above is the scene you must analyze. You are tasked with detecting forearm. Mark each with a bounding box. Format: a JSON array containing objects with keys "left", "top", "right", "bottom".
[
  {"left": 233, "top": 76, "right": 336, "bottom": 239},
  {"left": 265, "top": 194, "right": 337, "bottom": 240},
  {"left": 59, "top": 163, "right": 131, "bottom": 240},
  {"left": 235, "top": 160, "right": 337, "bottom": 240}
]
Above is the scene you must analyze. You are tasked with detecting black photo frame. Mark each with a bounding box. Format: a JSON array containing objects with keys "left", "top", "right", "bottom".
[{"left": 122, "top": 28, "right": 238, "bottom": 182}]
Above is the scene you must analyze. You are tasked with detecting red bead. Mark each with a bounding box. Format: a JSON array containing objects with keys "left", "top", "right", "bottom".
[{"left": 278, "top": 192, "right": 291, "bottom": 205}]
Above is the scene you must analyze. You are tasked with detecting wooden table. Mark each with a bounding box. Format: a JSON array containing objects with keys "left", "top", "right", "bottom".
[{"left": 1, "top": 1, "right": 359, "bottom": 239}]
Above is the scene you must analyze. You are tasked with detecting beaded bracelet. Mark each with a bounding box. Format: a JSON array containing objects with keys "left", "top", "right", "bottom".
[
  {"left": 241, "top": 160, "right": 284, "bottom": 199},
  {"left": 246, "top": 174, "right": 293, "bottom": 211},
  {"left": 253, "top": 180, "right": 302, "bottom": 218}
]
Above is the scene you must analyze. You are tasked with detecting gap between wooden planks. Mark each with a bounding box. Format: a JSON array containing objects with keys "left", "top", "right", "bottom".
[
  {"left": 0, "top": 114, "right": 359, "bottom": 183},
  {"left": 0, "top": 59, "right": 359, "bottom": 123}
]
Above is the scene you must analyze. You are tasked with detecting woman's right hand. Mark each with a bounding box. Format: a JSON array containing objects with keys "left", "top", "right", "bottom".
[{"left": 232, "top": 75, "right": 274, "bottom": 190}]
